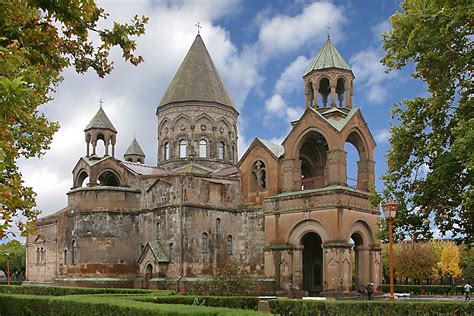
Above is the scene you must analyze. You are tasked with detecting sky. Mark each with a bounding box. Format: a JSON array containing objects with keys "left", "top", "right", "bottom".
[{"left": 16, "top": 0, "right": 428, "bottom": 224}]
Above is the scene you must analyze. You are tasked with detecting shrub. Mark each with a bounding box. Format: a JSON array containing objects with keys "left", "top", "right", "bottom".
[
  {"left": 381, "top": 284, "right": 453, "bottom": 295},
  {"left": 133, "top": 295, "right": 259, "bottom": 310},
  {"left": 0, "top": 285, "right": 173, "bottom": 296},
  {"left": 269, "top": 299, "right": 474, "bottom": 316},
  {"left": 191, "top": 261, "right": 257, "bottom": 296},
  {"left": 0, "top": 293, "right": 266, "bottom": 316}
]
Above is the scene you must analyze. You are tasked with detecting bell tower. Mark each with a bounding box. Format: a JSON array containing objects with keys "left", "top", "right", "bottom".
[
  {"left": 84, "top": 106, "right": 117, "bottom": 158},
  {"left": 303, "top": 36, "right": 354, "bottom": 109}
]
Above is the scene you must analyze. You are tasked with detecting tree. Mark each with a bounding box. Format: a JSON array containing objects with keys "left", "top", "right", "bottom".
[
  {"left": 393, "top": 241, "right": 436, "bottom": 283},
  {"left": 381, "top": 0, "right": 473, "bottom": 243},
  {"left": 0, "top": 240, "right": 26, "bottom": 280},
  {"left": 437, "top": 241, "right": 462, "bottom": 284},
  {"left": 0, "top": 0, "right": 148, "bottom": 238}
]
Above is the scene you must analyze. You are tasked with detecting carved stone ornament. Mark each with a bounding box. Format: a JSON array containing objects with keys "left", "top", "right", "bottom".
[
  {"left": 164, "top": 127, "right": 169, "bottom": 134},
  {"left": 219, "top": 126, "right": 225, "bottom": 133},
  {"left": 180, "top": 124, "right": 186, "bottom": 131},
  {"left": 200, "top": 124, "right": 206, "bottom": 131}
]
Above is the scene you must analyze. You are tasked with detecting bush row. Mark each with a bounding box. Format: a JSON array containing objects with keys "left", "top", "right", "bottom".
[
  {"left": 269, "top": 299, "right": 474, "bottom": 316},
  {"left": 0, "top": 285, "right": 173, "bottom": 296},
  {"left": 134, "top": 295, "right": 259, "bottom": 310},
  {"left": 0, "top": 294, "right": 265, "bottom": 316},
  {"left": 0, "top": 281, "right": 23, "bottom": 285},
  {"left": 381, "top": 284, "right": 466, "bottom": 295}
]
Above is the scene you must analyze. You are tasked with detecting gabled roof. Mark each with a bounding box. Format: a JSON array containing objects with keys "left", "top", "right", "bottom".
[
  {"left": 138, "top": 241, "right": 169, "bottom": 264},
  {"left": 304, "top": 37, "right": 351, "bottom": 76},
  {"left": 257, "top": 138, "right": 285, "bottom": 158},
  {"left": 124, "top": 138, "right": 145, "bottom": 157},
  {"left": 310, "top": 107, "right": 358, "bottom": 132},
  {"left": 84, "top": 107, "right": 117, "bottom": 132},
  {"left": 121, "top": 161, "right": 171, "bottom": 176},
  {"left": 159, "top": 34, "right": 235, "bottom": 109},
  {"left": 172, "top": 163, "right": 213, "bottom": 174}
]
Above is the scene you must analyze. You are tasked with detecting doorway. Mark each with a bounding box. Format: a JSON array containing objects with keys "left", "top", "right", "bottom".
[{"left": 302, "top": 232, "right": 323, "bottom": 295}]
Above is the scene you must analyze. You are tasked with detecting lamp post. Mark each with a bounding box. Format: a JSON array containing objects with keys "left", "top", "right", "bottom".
[{"left": 382, "top": 201, "right": 397, "bottom": 301}]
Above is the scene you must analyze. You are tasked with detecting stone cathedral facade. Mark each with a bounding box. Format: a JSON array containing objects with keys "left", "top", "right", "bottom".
[{"left": 26, "top": 34, "right": 381, "bottom": 296}]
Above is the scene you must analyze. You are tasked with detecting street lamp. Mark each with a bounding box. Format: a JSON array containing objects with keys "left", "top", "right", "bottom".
[{"left": 382, "top": 201, "right": 397, "bottom": 301}]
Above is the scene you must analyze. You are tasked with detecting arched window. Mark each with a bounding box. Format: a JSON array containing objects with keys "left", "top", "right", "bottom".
[
  {"left": 230, "top": 145, "right": 235, "bottom": 162},
  {"left": 227, "top": 235, "right": 233, "bottom": 255},
  {"left": 179, "top": 140, "right": 187, "bottom": 158},
  {"left": 250, "top": 160, "right": 266, "bottom": 192},
  {"left": 98, "top": 170, "right": 120, "bottom": 186},
  {"left": 71, "top": 240, "right": 77, "bottom": 265},
  {"left": 164, "top": 142, "right": 170, "bottom": 160},
  {"left": 199, "top": 139, "right": 207, "bottom": 158},
  {"left": 64, "top": 249, "right": 67, "bottom": 265},
  {"left": 40, "top": 247, "right": 45, "bottom": 263},
  {"left": 216, "top": 218, "right": 221, "bottom": 235},
  {"left": 202, "top": 232, "right": 209, "bottom": 253},
  {"left": 168, "top": 243, "right": 174, "bottom": 262},
  {"left": 218, "top": 142, "right": 225, "bottom": 160},
  {"left": 36, "top": 248, "right": 40, "bottom": 264},
  {"left": 157, "top": 222, "right": 161, "bottom": 240}
]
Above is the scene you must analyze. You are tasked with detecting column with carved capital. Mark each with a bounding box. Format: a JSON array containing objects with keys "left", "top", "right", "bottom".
[
  {"left": 292, "top": 245, "right": 304, "bottom": 290},
  {"left": 357, "top": 159, "right": 375, "bottom": 191},
  {"left": 326, "top": 149, "right": 347, "bottom": 186}
]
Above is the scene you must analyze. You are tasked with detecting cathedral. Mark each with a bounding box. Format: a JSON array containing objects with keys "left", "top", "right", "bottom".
[{"left": 26, "top": 33, "right": 381, "bottom": 296}]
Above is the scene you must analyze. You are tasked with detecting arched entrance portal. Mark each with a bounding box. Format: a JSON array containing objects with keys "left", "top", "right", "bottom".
[
  {"left": 301, "top": 232, "right": 323, "bottom": 295},
  {"left": 145, "top": 263, "right": 153, "bottom": 281},
  {"left": 350, "top": 232, "right": 367, "bottom": 291}
]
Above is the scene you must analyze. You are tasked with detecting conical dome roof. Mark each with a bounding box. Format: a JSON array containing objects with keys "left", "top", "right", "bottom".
[
  {"left": 84, "top": 107, "right": 117, "bottom": 132},
  {"left": 124, "top": 138, "right": 145, "bottom": 157},
  {"left": 159, "top": 34, "right": 235, "bottom": 108},
  {"left": 304, "top": 37, "right": 351, "bottom": 76}
]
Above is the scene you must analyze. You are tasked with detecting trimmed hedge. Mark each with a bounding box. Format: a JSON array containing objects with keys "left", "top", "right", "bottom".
[
  {"left": 381, "top": 284, "right": 465, "bottom": 295},
  {"left": 0, "top": 294, "right": 265, "bottom": 316},
  {"left": 0, "top": 281, "right": 23, "bottom": 285},
  {"left": 0, "top": 285, "right": 173, "bottom": 296},
  {"left": 134, "top": 295, "right": 259, "bottom": 310},
  {"left": 269, "top": 299, "right": 474, "bottom": 316}
]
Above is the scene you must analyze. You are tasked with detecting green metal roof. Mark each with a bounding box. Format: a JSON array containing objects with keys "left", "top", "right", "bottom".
[
  {"left": 257, "top": 138, "right": 284, "bottom": 158},
  {"left": 124, "top": 138, "right": 145, "bottom": 157},
  {"left": 304, "top": 37, "right": 351, "bottom": 76},
  {"left": 148, "top": 241, "right": 169, "bottom": 263},
  {"left": 159, "top": 34, "right": 235, "bottom": 108},
  {"left": 84, "top": 107, "right": 117, "bottom": 132},
  {"left": 311, "top": 107, "right": 358, "bottom": 132}
]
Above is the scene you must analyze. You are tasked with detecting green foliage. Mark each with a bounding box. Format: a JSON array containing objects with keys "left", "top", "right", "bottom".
[
  {"left": 381, "top": 0, "right": 474, "bottom": 243},
  {"left": 393, "top": 242, "right": 437, "bottom": 280},
  {"left": 0, "top": 293, "right": 265, "bottom": 316},
  {"left": 133, "top": 295, "right": 259, "bottom": 311},
  {"left": 0, "top": 0, "right": 148, "bottom": 238},
  {"left": 380, "top": 284, "right": 463, "bottom": 296},
  {"left": 460, "top": 245, "right": 474, "bottom": 281},
  {"left": 0, "top": 284, "right": 173, "bottom": 296},
  {"left": 191, "top": 261, "right": 258, "bottom": 296},
  {"left": 268, "top": 298, "right": 474, "bottom": 316},
  {"left": 0, "top": 240, "right": 25, "bottom": 280}
]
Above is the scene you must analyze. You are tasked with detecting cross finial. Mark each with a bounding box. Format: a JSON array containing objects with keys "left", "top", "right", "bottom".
[
  {"left": 98, "top": 99, "right": 104, "bottom": 108},
  {"left": 326, "top": 23, "right": 332, "bottom": 39},
  {"left": 195, "top": 22, "right": 202, "bottom": 35}
]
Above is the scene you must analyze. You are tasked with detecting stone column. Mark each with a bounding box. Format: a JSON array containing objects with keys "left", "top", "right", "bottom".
[
  {"left": 330, "top": 85, "right": 336, "bottom": 107},
  {"left": 104, "top": 139, "right": 109, "bottom": 156},
  {"left": 292, "top": 246, "right": 304, "bottom": 290},
  {"left": 346, "top": 88, "right": 352, "bottom": 108},
  {"left": 326, "top": 150, "right": 347, "bottom": 186},
  {"left": 86, "top": 141, "right": 90, "bottom": 156},
  {"left": 305, "top": 93, "right": 310, "bottom": 109},
  {"left": 313, "top": 82, "right": 319, "bottom": 108},
  {"left": 369, "top": 247, "right": 382, "bottom": 292},
  {"left": 91, "top": 139, "right": 97, "bottom": 156},
  {"left": 281, "top": 159, "right": 295, "bottom": 192},
  {"left": 355, "top": 246, "right": 370, "bottom": 288},
  {"left": 357, "top": 159, "right": 375, "bottom": 191}
]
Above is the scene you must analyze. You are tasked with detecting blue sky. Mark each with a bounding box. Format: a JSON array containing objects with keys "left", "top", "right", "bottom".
[{"left": 13, "top": 0, "right": 429, "bottom": 229}]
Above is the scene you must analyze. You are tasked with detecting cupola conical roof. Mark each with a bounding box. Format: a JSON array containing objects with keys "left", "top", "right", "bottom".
[
  {"left": 304, "top": 36, "right": 351, "bottom": 76},
  {"left": 84, "top": 106, "right": 117, "bottom": 132},
  {"left": 124, "top": 138, "right": 145, "bottom": 157},
  {"left": 159, "top": 34, "right": 235, "bottom": 108}
]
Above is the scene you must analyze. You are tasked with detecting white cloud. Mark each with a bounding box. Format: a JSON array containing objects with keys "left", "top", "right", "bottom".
[
  {"left": 374, "top": 129, "right": 390, "bottom": 144},
  {"left": 258, "top": 2, "right": 345, "bottom": 57},
  {"left": 275, "top": 55, "right": 310, "bottom": 95},
  {"left": 350, "top": 47, "right": 396, "bottom": 104},
  {"left": 371, "top": 19, "right": 391, "bottom": 40}
]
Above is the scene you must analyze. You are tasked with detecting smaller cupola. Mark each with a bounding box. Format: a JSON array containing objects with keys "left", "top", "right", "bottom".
[
  {"left": 303, "top": 36, "right": 354, "bottom": 109},
  {"left": 124, "top": 137, "right": 145, "bottom": 164},
  {"left": 84, "top": 106, "right": 117, "bottom": 158}
]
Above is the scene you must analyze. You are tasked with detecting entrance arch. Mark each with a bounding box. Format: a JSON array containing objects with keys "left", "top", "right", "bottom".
[
  {"left": 145, "top": 263, "right": 153, "bottom": 281},
  {"left": 301, "top": 232, "right": 323, "bottom": 295}
]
